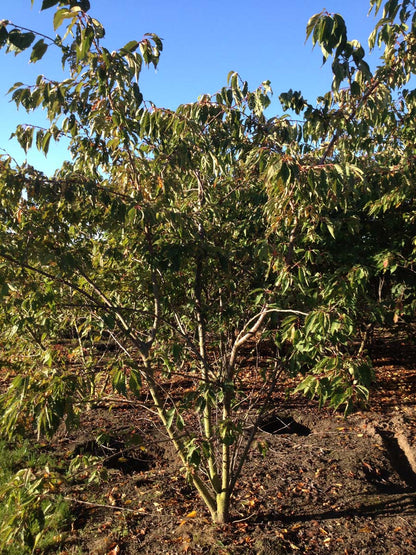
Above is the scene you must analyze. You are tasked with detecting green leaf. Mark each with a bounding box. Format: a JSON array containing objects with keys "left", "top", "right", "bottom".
[
  {"left": 351, "top": 81, "right": 361, "bottom": 96},
  {"left": 41, "top": 0, "right": 60, "bottom": 9},
  {"left": 121, "top": 40, "right": 139, "bottom": 53},
  {"left": 326, "top": 222, "right": 335, "bottom": 239},
  {"left": 112, "top": 369, "right": 127, "bottom": 396},
  {"left": 42, "top": 132, "right": 52, "bottom": 155},
  {"left": 76, "top": 28, "right": 93, "bottom": 60},
  {"left": 8, "top": 30, "right": 35, "bottom": 51},
  {"left": 77, "top": 0, "right": 91, "bottom": 11},
  {"left": 129, "top": 369, "right": 141, "bottom": 397},
  {"left": 146, "top": 33, "right": 163, "bottom": 51},
  {"left": 30, "top": 39, "right": 48, "bottom": 63},
  {"left": 165, "top": 407, "right": 175, "bottom": 430},
  {"left": 53, "top": 9, "right": 74, "bottom": 31},
  {"left": 125, "top": 207, "right": 136, "bottom": 226},
  {"left": 306, "top": 11, "right": 324, "bottom": 43},
  {"left": 0, "top": 25, "right": 8, "bottom": 47},
  {"left": 0, "top": 282, "right": 9, "bottom": 299},
  {"left": 176, "top": 413, "right": 185, "bottom": 431}
]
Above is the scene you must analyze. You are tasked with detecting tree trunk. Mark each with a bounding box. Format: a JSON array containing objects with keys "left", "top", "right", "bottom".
[{"left": 214, "top": 490, "right": 231, "bottom": 524}]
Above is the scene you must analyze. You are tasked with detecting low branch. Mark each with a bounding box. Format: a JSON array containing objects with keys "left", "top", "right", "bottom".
[
  {"left": 228, "top": 306, "right": 308, "bottom": 374},
  {"left": 63, "top": 496, "right": 137, "bottom": 513},
  {"left": 0, "top": 250, "right": 147, "bottom": 352},
  {"left": 0, "top": 251, "right": 101, "bottom": 307},
  {"left": 229, "top": 362, "right": 284, "bottom": 493}
]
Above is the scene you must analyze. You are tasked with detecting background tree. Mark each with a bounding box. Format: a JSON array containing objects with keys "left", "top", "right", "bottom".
[{"left": 263, "top": 0, "right": 416, "bottom": 403}]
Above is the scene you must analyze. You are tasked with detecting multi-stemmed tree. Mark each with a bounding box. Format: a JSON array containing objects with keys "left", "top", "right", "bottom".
[{"left": 0, "top": 0, "right": 415, "bottom": 526}]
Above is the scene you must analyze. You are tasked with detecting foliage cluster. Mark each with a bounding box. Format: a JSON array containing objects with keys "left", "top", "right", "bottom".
[
  {"left": 0, "top": 0, "right": 415, "bottom": 527},
  {"left": 0, "top": 440, "right": 72, "bottom": 554}
]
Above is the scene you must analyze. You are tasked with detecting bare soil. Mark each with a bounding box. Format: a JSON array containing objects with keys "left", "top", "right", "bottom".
[{"left": 38, "top": 331, "right": 416, "bottom": 555}]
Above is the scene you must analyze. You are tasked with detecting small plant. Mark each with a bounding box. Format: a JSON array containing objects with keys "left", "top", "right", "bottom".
[
  {"left": 67, "top": 453, "right": 107, "bottom": 484},
  {"left": 0, "top": 441, "right": 71, "bottom": 554}
]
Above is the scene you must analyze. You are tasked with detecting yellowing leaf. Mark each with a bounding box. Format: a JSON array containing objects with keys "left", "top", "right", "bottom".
[
  {"left": 359, "top": 526, "right": 373, "bottom": 533},
  {"left": 186, "top": 510, "right": 197, "bottom": 518}
]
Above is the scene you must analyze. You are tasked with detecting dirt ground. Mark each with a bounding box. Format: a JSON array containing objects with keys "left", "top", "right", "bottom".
[{"left": 42, "top": 334, "right": 416, "bottom": 554}]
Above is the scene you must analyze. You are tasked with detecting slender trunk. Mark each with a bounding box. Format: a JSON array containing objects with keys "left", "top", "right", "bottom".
[
  {"left": 214, "top": 309, "right": 280, "bottom": 522},
  {"left": 194, "top": 172, "right": 220, "bottom": 493},
  {"left": 142, "top": 357, "right": 218, "bottom": 518},
  {"left": 195, "top": 254, "right": 220, "bottom": 492},
  {"left": 218, "top": 389, "right": 232, "bottom": 523},
  {"left": 140, "top": 211, "right": 221, "bottom": 520}
]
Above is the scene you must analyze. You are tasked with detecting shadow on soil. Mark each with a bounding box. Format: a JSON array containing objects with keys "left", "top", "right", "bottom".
[{"left": 255, "top": 492, "right": 416, "bottom": 525}]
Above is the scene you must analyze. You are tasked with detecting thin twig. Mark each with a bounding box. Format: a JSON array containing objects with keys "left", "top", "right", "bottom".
[
  {"left": 63, "top": 496, "right": 137, "bottom": 513},
  {"left": 232, "top": 511, "right": 257, "bottom": 523}
]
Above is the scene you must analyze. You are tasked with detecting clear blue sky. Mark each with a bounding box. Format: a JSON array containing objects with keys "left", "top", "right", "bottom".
[{"left": 0, "top": 0, "right": 381, "bottom": 175}]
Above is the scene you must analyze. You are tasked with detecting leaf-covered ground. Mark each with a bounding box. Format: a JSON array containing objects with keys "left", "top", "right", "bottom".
[
  {"left": 34, "top": 331, "right": 415, "bottom": 555},
  {"left": 1, "top": 330, "right": 415, "bottom": 554}
]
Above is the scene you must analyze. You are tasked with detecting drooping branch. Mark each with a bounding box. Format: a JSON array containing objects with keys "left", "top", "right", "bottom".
[{"left": 0, "top": 250, "right": 150, "bottom": 353}]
